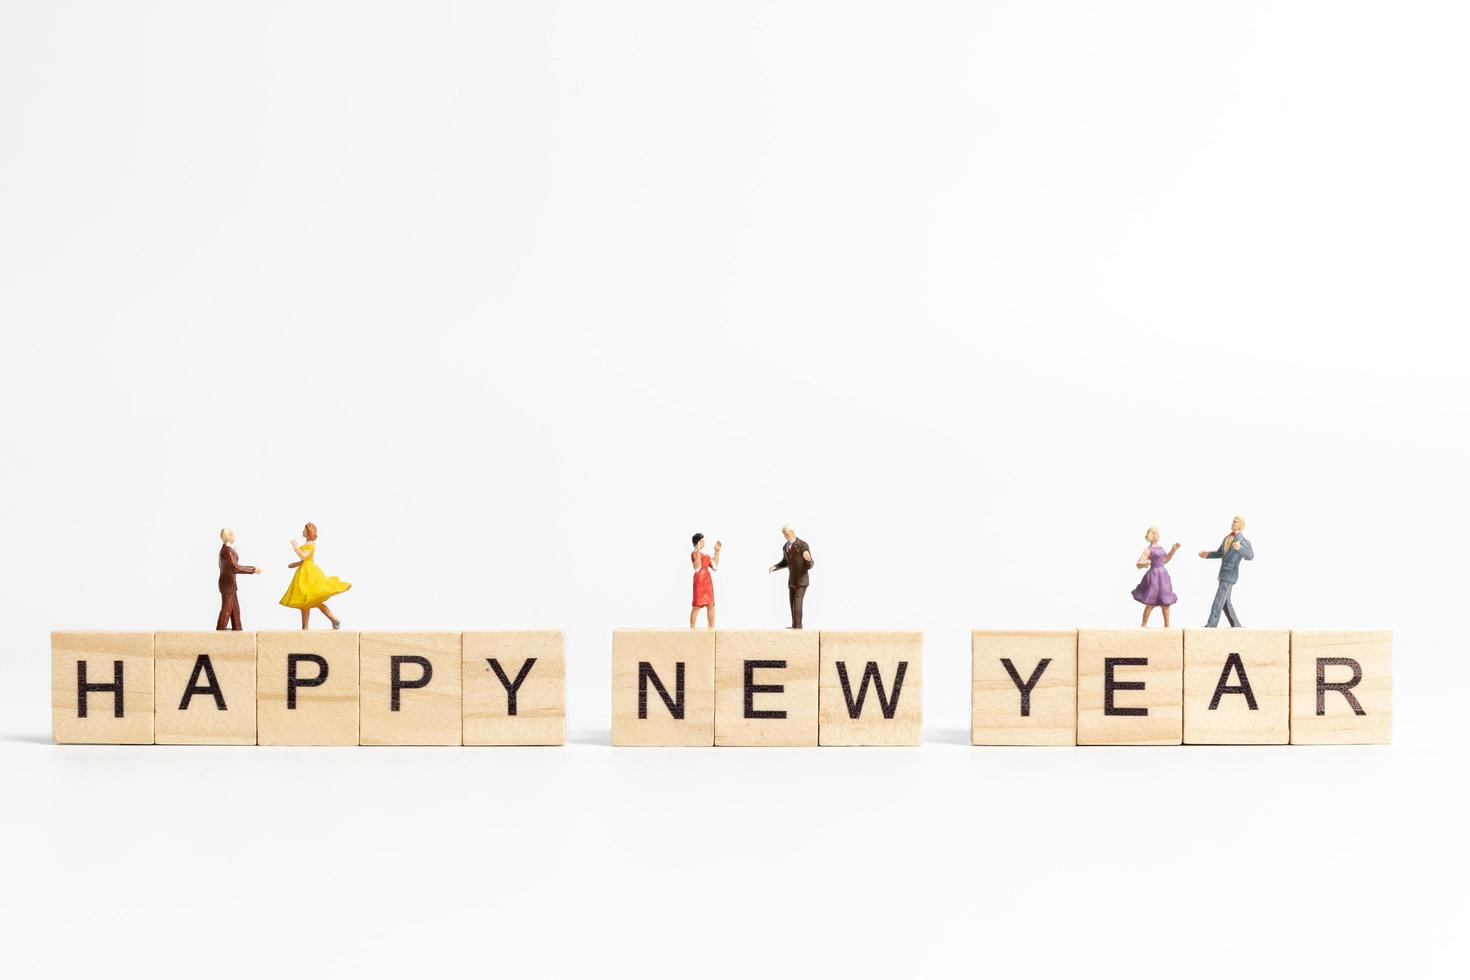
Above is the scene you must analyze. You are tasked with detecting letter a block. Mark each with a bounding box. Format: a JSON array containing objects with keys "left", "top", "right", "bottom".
[
  {"left": 52, "top": 631, "right": 155, "bottom": 744},
  {"left": 612, "top": 630, "right": 715, "bottom": 746},
  {"left": 714, "top": 630, "right": 819, "bottom": 746},
  {"left": 1183, "top": 629, "right": 1288, "bottom": 744},
  {"left": 818, "top": 631, "right": 923, "bottom": 746},
  {"left": 155, "top": 631, "right": 258, "bottom": 745},
  {"left": 1290, "top": 630, "right": 1392, "bottom": 744},
  {"left": 257, "top": 631, "right": 360, "bottom": 746},
  {"left": 463, "top": 631, "right": 566, "bottom": 745},
  {"left": 360, "top": 633, "right": 463, "bottom": 745},
  {"left": 971, "top": 630, "right": 1077, "bottom": 745},
  {"left": 1077, "top": 629, "right": 1182, "bottom": 745}
]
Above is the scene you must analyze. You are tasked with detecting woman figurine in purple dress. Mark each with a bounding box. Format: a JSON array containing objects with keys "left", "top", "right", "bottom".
[{"left": 1131, "top": 527, "right": 1181, "bottom": 626}]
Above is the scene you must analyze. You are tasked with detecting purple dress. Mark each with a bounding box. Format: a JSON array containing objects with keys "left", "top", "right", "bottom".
[{"left": 1131, "top": 545, "right": 1177, "bottom": 606}]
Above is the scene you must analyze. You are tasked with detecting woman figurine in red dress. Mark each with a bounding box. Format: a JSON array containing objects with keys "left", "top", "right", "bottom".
[{"left": 689, "top": 532, "right": 721, "bottom": 628}]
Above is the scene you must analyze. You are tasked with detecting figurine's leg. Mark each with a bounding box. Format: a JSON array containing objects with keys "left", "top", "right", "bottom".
[
  {"left": 1206, "top": 582, "right": 1228, "bottom": 627},
  {"left": 1223, "top": 591, "right": 1240, "bottom": 628},
  {"left": 300, "top": 608, "right": 311, "bottom": 630},
  {"left": 689, "top": 606, "right": 698, "bottom": 629},
  {"left": 216, "top": 595, "right": 231, "bottom": 631},
  {"left": 706, "top": 603, "right": 716, "bottom": 629},
  {"left": 1161, "top": 604, "right": 1171, "bottom": 628},
  {"left": 229, "top": 596, "right": 243, "bottom": 631},
  {"left": 790, "top": 587, "right": 805, "bottom": 629},
  {"left": 317, "top": 603, "right": 339, "bottom": 627},
  {"left": 1141, "top": 605, "right": 1153, "bottom": 626}
]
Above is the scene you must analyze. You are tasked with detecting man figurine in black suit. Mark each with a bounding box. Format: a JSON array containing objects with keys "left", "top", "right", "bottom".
[
  {"left": 216, "top": 527, "right": 262, "bottom": 630},
  {"left": 768, "top": 524, "right": 813, "bottom": 629}
]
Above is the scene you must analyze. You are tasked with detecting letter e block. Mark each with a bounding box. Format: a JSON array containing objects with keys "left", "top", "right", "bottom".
[
  {"left": 360, "top": 632, "right": 463, "bottom": 745},
  {"left": 463, "top": 631, "right": 565, "bottom": 745},
  {"left": 714, "top": 630, "right": 819, "bottom": 746},
  {"left": 52, "top": 631, "right": 154, "bottom": 744},
  {"left": 612, "top": 630, "right": 715, "bottom": 746},
  {"left": 818, "top": 631, "right": 923, "bottom": 746},
  {"left": 1183, "top": 629, "right": 1288, "bottom": 744},
  {"left": 155, "top": 631, "right": 257, "bottom": 745},
  {"left": 257, "top": 631, "right": 360, "bottom": 746},
  {"left": 1077, "top": 629, "right": 1182, "bottom": 745},
  {"left": 971, "top": 630, "right": 1076, "bottom": 745},
  {"left": 1290, "top": 630, "right": 1392, "bottom": 744}
]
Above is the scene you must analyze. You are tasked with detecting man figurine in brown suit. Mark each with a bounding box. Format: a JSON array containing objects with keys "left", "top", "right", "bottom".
[
  {"left": 768, "top": 524, "right": 814, "bottom": 629},
  {"left": 216, "top": 527, "right": 262, "bottom": 631}
]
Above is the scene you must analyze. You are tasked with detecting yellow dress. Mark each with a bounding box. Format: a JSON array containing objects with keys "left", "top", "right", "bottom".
[{"left": 279, "top": 542, "right": 351, "bottom": 609}]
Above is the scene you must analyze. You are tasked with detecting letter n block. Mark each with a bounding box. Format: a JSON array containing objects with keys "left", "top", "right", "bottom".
[
  {"left": 1077, "top": 629, "right": 1182, "bottom": 745},
  {"left": 155, "top": 631, "right": 257, "bottom": 744},
  {"left": 611, "top": 630, "right": 715, "bottom": 746},
  {"left": 360, "top": 633, "right": 463, "bottom": 745},
  {"left": 463, "top": 631, "right": 566, "bottom": 745},
  {"left": 1183, "top": 629, "right": 1288, "bottom": 744},
  {"left": 971, "top": 630, "right": 1076, "bottom": 745},
  {"left": 714, "top": 630, "right": 819, "bottom": 746},
  {"left": 51, "top": 631, "right": 154, "bottom": 744},
  {"left": 1290, "top": 630, "right": 1392, "bottom": 744},
  {"left": 257, "top": 631, "right": 360, "bottom": 746},
  {"left": 818, "top": 631, "right": 923, "bottom": 746}
]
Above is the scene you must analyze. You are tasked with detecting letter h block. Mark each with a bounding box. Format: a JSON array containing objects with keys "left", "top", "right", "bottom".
[
  {"left": 1077, "top": 629, "right": 1182, "bottom": 745},
  {"left": 1290, "top": 630, "right": 1392, "bottom": 744},
  {"left": 818, "top": 631, "right": 923, "bottom": 746},
  {"left": 714, "top": 630, "right": 819, "bottom": 746},
  {"left": 52, "top": 631, "right": 155, "bottom": 744},
  {"left": 612, "top": 630, "right": 715, "bottom": 746}
]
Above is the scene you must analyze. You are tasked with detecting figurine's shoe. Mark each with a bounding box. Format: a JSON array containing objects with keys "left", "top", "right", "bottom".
[{"left": 331, "top": 619, "right": 342, "bottom": 630}]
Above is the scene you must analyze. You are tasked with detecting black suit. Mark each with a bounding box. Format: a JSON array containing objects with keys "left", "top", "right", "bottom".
[{"left": 774, "top": 538, "right": 813, "bottom": 628}]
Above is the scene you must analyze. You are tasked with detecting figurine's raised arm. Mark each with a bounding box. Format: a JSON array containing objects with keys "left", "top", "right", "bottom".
[
  {"left": 711, "top": 540, "right": 721, "bottom": 570},
  {"left": 1238, "top": 538, "right": 1254, "bottom": 560},
  {"left": 1165, "top": 543, "right": 1181, "bottom": 563}
]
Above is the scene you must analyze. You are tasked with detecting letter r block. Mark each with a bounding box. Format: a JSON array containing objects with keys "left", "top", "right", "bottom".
[
  {"left": 1290, "top": 630, "right": 1392, "bottom": 744},
  {"left": 51, "top": 631, "right": 154, "bottom": 744},
  {"left": 611, "top": 630, "right": 714, "bottom": 746},
  {"left": 714, "top": 630, "right": 819, "bottom": 746},
  {"left": 1077, "top": 629, "right": 1182, "bottom": 745},
  {"left": 818, "top": 631, "right": 923, "bottom": 746},
  {"left": 1183, "top": 629, "right": 1288, "bottom": 744},
  {"left": 257, "top": 631, "right": 360, "bottom": 746},
  {"left": 971, "top": 630, "right": 1077, "bottom": 745},
  {"left": 359, "top": 633, "right": 463, "bottom": 745},
  {"left": 155, "top": 631, "right": 257, "bottom": 745}
]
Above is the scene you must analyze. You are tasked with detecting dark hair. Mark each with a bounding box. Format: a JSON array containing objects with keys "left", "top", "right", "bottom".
[{"left": 691, "top": 532, "right": 704, "bottom": 547}]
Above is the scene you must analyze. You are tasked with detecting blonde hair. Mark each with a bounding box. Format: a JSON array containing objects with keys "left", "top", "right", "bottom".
[
  {"left": 219, "top": 528, "right": 231, "bottom": 542},
  {"left": 1145, "top": 526, "right": 1159, "bottom": 541},
  {"left": 1234, "top": 515, "right": 1247, "bottom": 528}
]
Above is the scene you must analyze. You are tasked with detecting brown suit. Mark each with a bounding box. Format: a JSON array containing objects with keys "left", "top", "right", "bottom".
[
  {"left": 774, "top": 538, "right": 813, "bottom": 628},
  {"left": 216, "top": 544, "right": 257, "bottom": 631}
]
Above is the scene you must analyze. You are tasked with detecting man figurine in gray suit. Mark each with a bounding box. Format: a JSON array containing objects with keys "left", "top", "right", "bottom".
[{"left": 1199, "top": 515, "right": 1253, "bottom": 627}]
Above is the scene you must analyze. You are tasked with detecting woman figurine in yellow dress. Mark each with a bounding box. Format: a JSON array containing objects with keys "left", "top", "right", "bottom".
[{"left": 279, "top": 522, "right": 351, "bottom": 629}]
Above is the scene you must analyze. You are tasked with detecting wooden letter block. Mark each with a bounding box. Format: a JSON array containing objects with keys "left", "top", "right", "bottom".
[
  {"left": 463, "top": 631, "right": 565, "bottom": 745},
  {"left": 971, "top": 630, "right": 1076, "bottom": 745},
  {"left": 818, "top": 631, "right": 923, "bottom": 746},
  {"left": 1183, "top": 629, "right": 1289, "bottom": 744},
  {"left": 51, "top": 632, "right": 154, "bottom": 744},
  {"left": 611, "top": 630, "right": 715, "bottom": 746},
  {"left": 714, "top": 630, "right": 819, "bottom": 746},
  {"left": 360, "top": 633, "right": 463, "bottom": 745},
  {"left": 257, "top": 631, "right": 360, "bottom": 746},
  {"left": 1290, "top": 630, "right": 1392, "bottom": 744},
  {"left": 154, "top": 631, "right": 257, "bottom": 745},
  {"left": 1077, "top": 629, "right": 1182, "bottom": 745}
]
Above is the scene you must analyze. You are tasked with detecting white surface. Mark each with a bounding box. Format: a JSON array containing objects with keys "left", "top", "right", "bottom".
[{"left": 1, "top": 2, "right": 1465, "bottom": 976}]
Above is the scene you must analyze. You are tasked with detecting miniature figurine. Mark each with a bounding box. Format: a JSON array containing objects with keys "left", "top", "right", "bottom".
[
  {"left": 689, "top": 533, "right": 721, "bottom": 629},
  {"left": 1199, "top": 515, "right": 1253, "bottom": 627},
  {"left": 216, "top": 528, "right": 262, "bottom": 631},
  {"left": 279, "top": 522, "right": 351, "bottom": 629},
  {"left": 1130, "top": 527, "right": 1180, "bottom": 627},
  {"left": 768, "top": 524, "right": 813, "bottom": 629}
]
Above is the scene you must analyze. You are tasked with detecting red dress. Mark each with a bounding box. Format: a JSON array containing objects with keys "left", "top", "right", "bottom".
[{"left": 692, "top": 551, "right": 714, "bottom": 607}]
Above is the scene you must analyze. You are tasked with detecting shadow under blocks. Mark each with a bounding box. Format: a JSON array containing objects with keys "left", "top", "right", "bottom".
[{"left": 971, "top": 630, "right": 1391, "bottom": 745}]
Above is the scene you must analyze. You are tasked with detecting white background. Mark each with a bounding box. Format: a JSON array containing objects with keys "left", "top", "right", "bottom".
[{"left": 1, "top": 1, "right": 1465, "bottom": 976}]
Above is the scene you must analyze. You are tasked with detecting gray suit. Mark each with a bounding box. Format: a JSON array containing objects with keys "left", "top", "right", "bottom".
[{"left": 1204, "top": 533, "right": 1253, "bottom": 627}]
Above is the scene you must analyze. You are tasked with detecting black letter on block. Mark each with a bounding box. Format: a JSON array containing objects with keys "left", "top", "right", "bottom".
[
  {"left": 1316, "top": 657, "right": 1366, "bottom": 716},
  {"left": 487, "top": 658, "right": 537, "bottom": 716},
  {"left": 179, "top": 655, "right": 227, "bottom": 711},
  {"left": 744, "top": 660, "right": 787, "bottom": 720},
  {"left": 287, "top": 653, "right": 329, "bottom": 710},
  {"left": 1001, "top": 658, "right": 1051, "bottom": 717},
  {"left": 77, "top": 660, "right": 125, "bottom": 719},
  {"left": 390, "top": 655, "right": 433, "bottom": 712},
  {"left": 836, "top": 661, "right": 908, "bottom": 719},
  {"left": 1103, "top": 657, "right": 1148, "bottom": 716},
  {"left": 1208, "top": 653, "right": 1258, "bottom": 710},
  {"left": 638, "top": 661, "right": 684, "bottom": 720}
]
